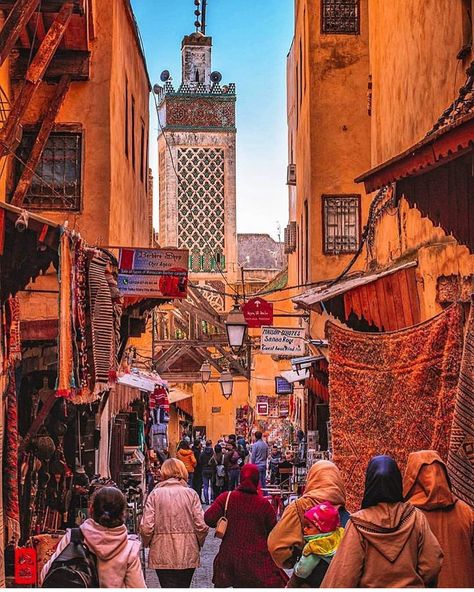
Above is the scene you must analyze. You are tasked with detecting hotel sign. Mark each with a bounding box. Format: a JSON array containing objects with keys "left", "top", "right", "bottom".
[{"left": 260, "top": 326, "right": 306, "bottom": 356}]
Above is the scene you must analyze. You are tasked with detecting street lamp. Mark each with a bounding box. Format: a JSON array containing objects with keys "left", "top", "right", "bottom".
[
  {"left": 225, "top": 301, "right": 248, "bottom": 353},
  {"left": 218, "top": 370, "right": 233, "bottom": 399},
  {"left": 199, "top": 362, "right": 212, "bottom": 384}
]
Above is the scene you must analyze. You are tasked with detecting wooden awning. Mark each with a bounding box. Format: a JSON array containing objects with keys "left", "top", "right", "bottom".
[
  {"left": 355, "top": 112, "right": 474, "bottom": 193},
  {"left": 294, "top": 260, "right": 421, "bottom": 332},
  {"left": 356, "top": 62, "right": 474, "bottom": 193}
]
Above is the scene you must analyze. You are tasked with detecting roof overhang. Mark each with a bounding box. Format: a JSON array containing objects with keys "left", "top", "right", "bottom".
[
  {"left": 355, "top": 112, "right": 474, "bottom": 193},
  {"left": 293, "top": 260, "right": 417, "bottom": 310},
  {"left": 168, "top": 387, "right": 193, "bottom": 404}
]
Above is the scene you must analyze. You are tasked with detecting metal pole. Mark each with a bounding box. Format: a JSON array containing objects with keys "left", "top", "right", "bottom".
[
  {"left": 201, "top": 0, "right": 207, "bottom": 34},
  {"left": 241, "top": 266, "right": 246, "bottom": 302}
]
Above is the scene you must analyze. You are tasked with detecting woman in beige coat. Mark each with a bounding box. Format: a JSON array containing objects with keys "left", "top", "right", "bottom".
[{"left": 140, "top": 458, "right": 209, "bottom": 588}]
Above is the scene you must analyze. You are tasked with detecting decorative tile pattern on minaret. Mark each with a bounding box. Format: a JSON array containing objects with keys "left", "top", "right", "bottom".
[{"left": 157, "top": 17, "right": 237, "bottom": 289}]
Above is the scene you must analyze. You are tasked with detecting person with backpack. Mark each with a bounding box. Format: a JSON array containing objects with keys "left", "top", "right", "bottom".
[
  {"left": 210, "top": 444, "right": 226, "bottom": 498},
  {"left": 39, "top": 486, "right": 146, "bottom": 588},
  {"left": 200, "top": 440, "right": 215, "bottom": 504}
]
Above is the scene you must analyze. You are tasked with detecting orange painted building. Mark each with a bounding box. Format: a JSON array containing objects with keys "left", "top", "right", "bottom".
[{"left": 0, "top": 0, "right": 152, "bottom": 328}]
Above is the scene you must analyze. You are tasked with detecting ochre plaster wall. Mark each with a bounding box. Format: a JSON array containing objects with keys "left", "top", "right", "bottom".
[
  {"left": 109, "top": 0, "right": 151, "bottom": 248},
  {"left": 368, "top": 0, "right": 467, "bottom": 166},
  {"left": 291, "top": 0, "right": 371, "bottom": 289}
]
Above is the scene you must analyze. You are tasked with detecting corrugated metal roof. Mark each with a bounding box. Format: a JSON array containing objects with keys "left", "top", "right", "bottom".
[{"left": 293, "top": 260, "right": 417, "bottom": 309}]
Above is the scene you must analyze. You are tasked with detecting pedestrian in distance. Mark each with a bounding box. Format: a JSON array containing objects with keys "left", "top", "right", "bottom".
[
  {"left": 176, "top": 439, "right": 197, "bottom": 487},
  {"left": 224, "top": 440, "right": 241, "bottom": 491},
  {"left": 204, "top": 463, "right": 288, "bottom": 588},
  {"left": 40, "top": 486, "right": 146, "bottom": 588},
  {"left": 320, "top": 455, "right": 443, "bottom": 588},
  {"left": 200, "top": 439, "right": 215, "bottom": 504},
  {"left": 403, "top": 449, "right": 474, "bottom": 588},
  {"left": 269, "top": 445, "right": 282, "bottom": 484},
  {"left": 251, "top": 430, "right": 269, "bottom": 491},
  {"left": 140, "top": 458, "right": 209, "bottom": 588},
  {"left": 268, "top": 459, "right": 349, "bottom": 587},
  {"left": 192, "top": 438, "right": 203, "bottom": 498},
  {"left": 210, "top": 444, "right": 226, "bottom": 499}
]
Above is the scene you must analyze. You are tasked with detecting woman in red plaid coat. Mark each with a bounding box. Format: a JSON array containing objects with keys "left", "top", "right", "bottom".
[{"left": 204, "top": 463, "right": 288, "bottom": 588}]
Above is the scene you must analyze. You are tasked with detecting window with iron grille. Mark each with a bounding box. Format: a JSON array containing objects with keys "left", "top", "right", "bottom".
[
  {"left": 321, "top": 0, "right": 360, "bottom": 34},
  {"left": 14, "top": 131, "right": 82, "bottom": 211},
  {"left": 323, "top": 195, "right": 360, "bottom": 254}
]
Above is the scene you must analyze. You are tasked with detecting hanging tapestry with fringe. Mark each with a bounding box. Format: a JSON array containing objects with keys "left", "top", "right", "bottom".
[
  {"left": 4, "top": 369, "right": 20, "bottom": 545},
  {"left": 87, "top": 253, "right": 114, "bottom": 399},
  {"left": 448, "top": 295, "right": 474, "bottom": 508},
  {"left": 326, "top": 304, "right": 463, "bottom": 511},
  {"left": 56, "top": 231, "right": 75, "bottom": 397}
]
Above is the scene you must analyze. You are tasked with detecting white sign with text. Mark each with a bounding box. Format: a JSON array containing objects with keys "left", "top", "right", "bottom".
[{"left": 260, "top": 326, "right": 306, "bottom": 356}]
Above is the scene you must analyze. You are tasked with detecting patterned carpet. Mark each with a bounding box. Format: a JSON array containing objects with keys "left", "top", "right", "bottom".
[{"left": 327, "top": 304, "right": 463, "bottom": 511}]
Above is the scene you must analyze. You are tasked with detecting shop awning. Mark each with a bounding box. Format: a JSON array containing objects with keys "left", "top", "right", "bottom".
[
  {"left": 168, "top": 387, "right": 193, "bottom": 404},
  {"left": 0, "top": 202, "right": 60, "bottom": 303},
  {"left": 280, "top": 369, "right": 309, "bottom": 383},
  {"left": 117, "top": 369, "right": 166, "bottom": 392},
  {"left": 293, "top": 260, "right": 417, "bottom": 309},
  {"left": 356, "top": 66, "right": 474, "bottom": 193}
]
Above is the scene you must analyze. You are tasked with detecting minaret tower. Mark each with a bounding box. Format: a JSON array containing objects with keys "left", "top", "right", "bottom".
[{"left": 157, "top": 1, "right": 237, "bottom": 311}]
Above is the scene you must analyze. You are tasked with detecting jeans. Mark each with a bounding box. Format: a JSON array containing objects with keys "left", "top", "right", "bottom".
[
  {"left": 228, "top": 467, "right": 240, "bottom": 490},
  {"left": 202, "top": 473, "right": 213, "bottom": 504},
  {"left": 155, "top": 568, "right": 195, "bottom": 588},
  {"left": 258, "top": 465, "right": 267, "bottom": 492},
  {"left": 187, "top": 472, "right": 194, "bottom": 488}
]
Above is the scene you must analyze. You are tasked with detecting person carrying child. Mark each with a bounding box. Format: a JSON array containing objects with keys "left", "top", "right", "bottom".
[{"left": 287, "top": 501, "right": 344, "bottom": 588}]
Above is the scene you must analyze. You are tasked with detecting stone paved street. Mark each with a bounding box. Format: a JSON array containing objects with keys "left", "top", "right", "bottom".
[{"left": 145, "top": 523, "right": 220, "bottom": 588}]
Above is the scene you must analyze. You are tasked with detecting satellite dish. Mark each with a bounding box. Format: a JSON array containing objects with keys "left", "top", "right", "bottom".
[
  {"left": 160, "top": 70, "right": 171, "bottom": 82},
  {"left": 210, "top": 71, "right": 222, "bottom": 84},
  {"left": 153, "top": 84, "right": 162, "bottom": 95}
]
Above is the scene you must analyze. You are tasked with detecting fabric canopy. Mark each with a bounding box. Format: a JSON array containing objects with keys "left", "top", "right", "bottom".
[{"left": 117, "top": 369, "right": 166, "bottom": 392}]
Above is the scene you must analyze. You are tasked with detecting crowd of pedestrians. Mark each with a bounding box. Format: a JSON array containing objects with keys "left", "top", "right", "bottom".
[{"left": 39, "top": 438, "right": 474, "bottom": 589}]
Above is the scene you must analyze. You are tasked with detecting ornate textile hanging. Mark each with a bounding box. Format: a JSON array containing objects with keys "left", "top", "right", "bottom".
[
  {"left": 56, "top": 231, "right": 75, "bottom": 397},
  {"left": 88, "top": 253, "right": 114, "bottom": 398},
  {"left": 4, "top": 369, "right": 20, "bottom": 544},
  {"left": 448, "top": 295, "right": 474, "bottom": 508},
  {"left": 326, "top": 304, "right": 463, "bottom": 511}
]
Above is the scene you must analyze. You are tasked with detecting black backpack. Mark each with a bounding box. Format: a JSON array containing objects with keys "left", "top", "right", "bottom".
[{"left": 42, "top": 528, "right": 99, "bottom": 588}]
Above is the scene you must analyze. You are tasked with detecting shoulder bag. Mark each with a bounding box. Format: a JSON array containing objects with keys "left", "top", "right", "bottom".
[{"left": 214, "top": 491, "right": 232, "bottom": 539}]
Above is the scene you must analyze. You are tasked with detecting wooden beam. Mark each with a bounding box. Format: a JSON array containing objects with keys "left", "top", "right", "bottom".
[
  {"left": 176, "top": 298, "right": 225, "bottom": 331},
  {"left": 11, "top": 50, "right": 91, "bottom": 81},
  {"left": 0, "top": 0, "right": 40, "bottom": 67},
  {"left": 214, "top": 344, "right": 250, "bottom": 379},
  {"left": 153, "top": 343, "right": 180, "bottom": 372},
  {"left": 11, "top": 74, "right": 71, "bottom": 206},
  {"left": 0, "top": 2, "right": 73, "bottom": 157},
  {"left": 157, "top": 345, "right": 190, "bottom": 372},
  {"left": 195, "top": 346, "right": 225, "bottom": 374},
  {"left": 154, "top": 337, "right": 229, "bottom": 347}
]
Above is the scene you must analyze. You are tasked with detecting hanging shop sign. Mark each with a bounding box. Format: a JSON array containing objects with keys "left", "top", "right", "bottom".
[
  {"left": 256, "top": 395, "right": 269, "bottom": 415},
  {"left": 275, "top": 376, "right": 294, "bottom": 395},
  {"left": 118, "top": 247, "right": 189, "bottom": 299},
  {"left": 260, "top": 326, "right": 306, "bottom": 356},
  {"left": 242, "top": 297, "right": 273, "bottom": 328}
]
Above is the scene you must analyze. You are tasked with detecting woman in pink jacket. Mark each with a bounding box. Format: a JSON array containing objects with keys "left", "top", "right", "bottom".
[
  {"left": 40, "top": 486, "right": 146, "bottom": 588},
  {"left": 140, "top": 458, "right": 209, "bottom": 588}
]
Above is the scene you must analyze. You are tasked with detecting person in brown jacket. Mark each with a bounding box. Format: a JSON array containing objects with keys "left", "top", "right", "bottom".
[
  {"left": 268, "top": 460, "right": 348, "bottom": 582},
  {"left": 321, "top": 455, "right": 443, "bottom": 588},
  {"left": 176, "top": 440, "right": 197, "bottom": 487},
  {"left": 404, "top": 450, "right": 474, "bottom": 588}
]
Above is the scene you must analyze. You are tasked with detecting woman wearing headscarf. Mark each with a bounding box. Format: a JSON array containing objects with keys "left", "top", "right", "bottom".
[
  {"left": 268, "top": 460, "right": 348, "bottom": 585},
  {"left": 140, "top": 458, "right": 208, "bottom": 588},
  {"left": 321, "top": 455, "right": 443, "bottom": 588},
  {"left": 204, "top": 463, "right": 288, "bottom": 588},
  {"left": 404, "top": 450, "right": 474, "bottom": 588}
]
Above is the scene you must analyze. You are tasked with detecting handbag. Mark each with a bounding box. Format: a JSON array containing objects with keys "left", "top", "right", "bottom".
[{"left": 214, "top": 491, "right": 232, "bottom": 539}]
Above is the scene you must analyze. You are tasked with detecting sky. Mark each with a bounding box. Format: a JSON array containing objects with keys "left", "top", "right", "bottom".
[{"left": 131, "top": 0, "right": 294, "bottom": 241}]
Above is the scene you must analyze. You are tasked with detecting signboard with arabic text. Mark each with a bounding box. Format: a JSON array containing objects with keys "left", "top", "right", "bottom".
[
  {"left": 260, "top": 326, "right": 306, "bottom": 356},
  {"left": 118, "top": 247, "right": 189, "bottom": 299}
]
